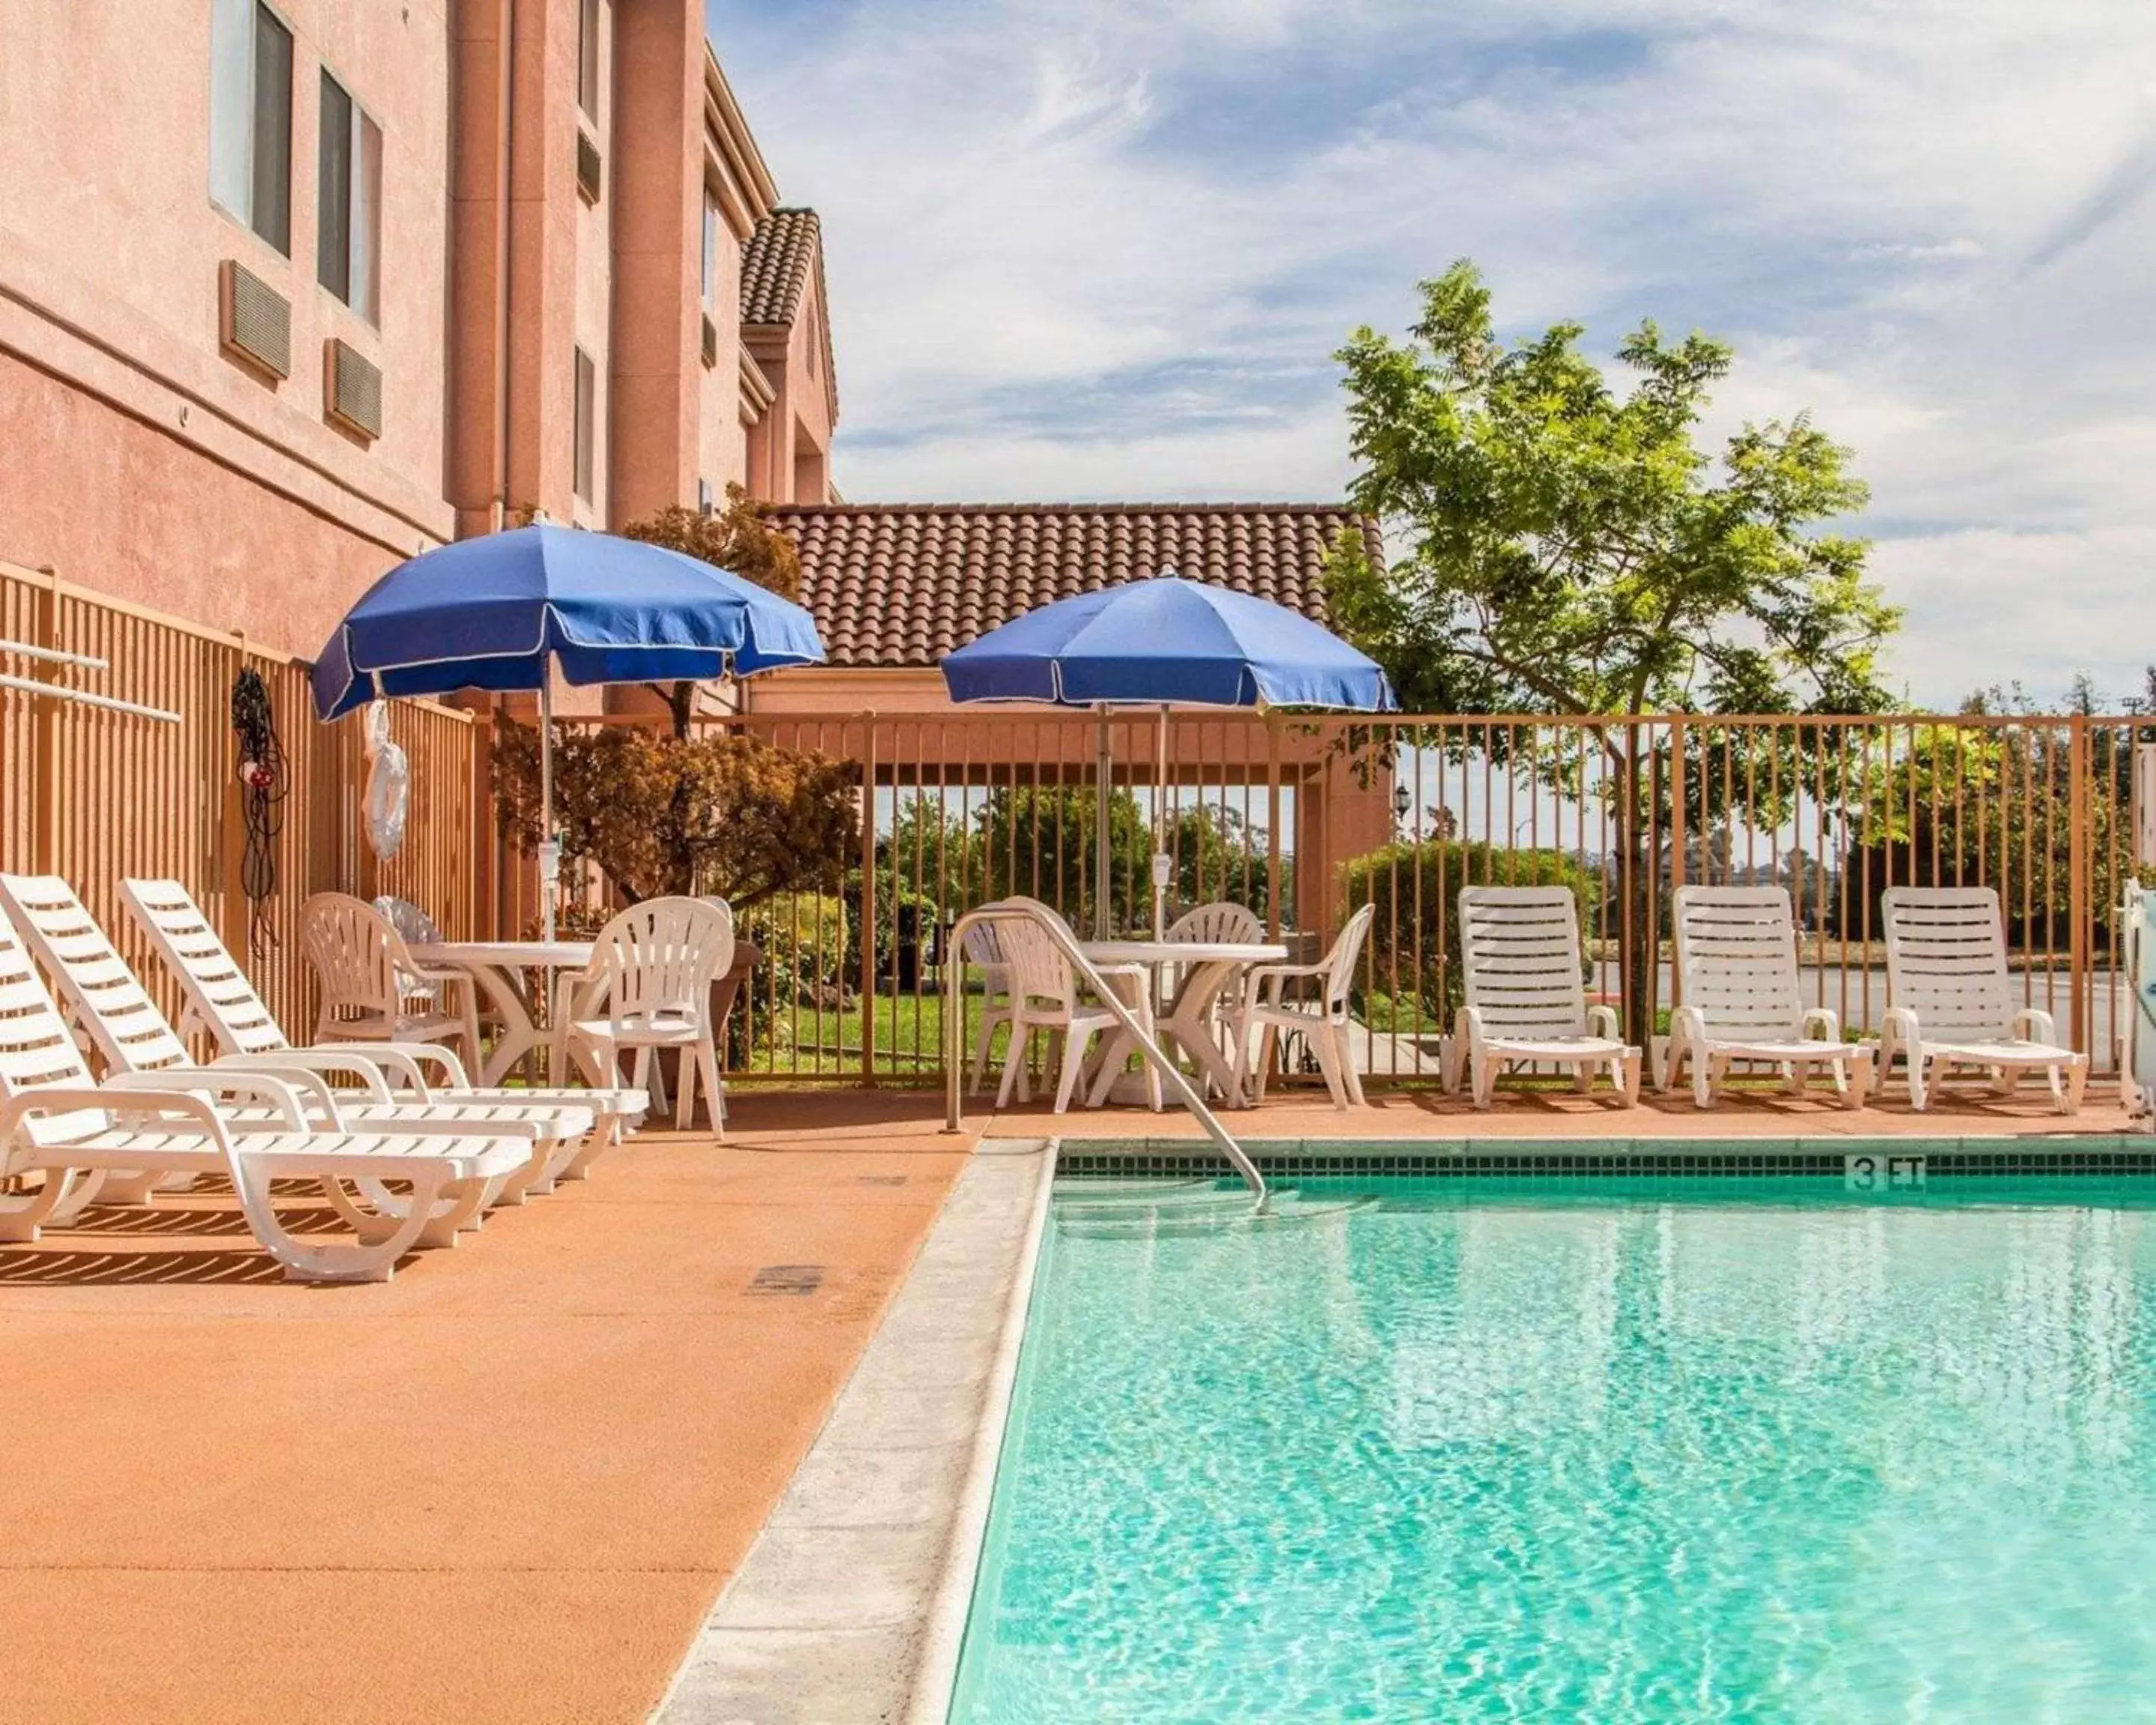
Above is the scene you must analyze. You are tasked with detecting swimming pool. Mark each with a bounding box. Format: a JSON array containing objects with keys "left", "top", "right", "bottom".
[{"left": 945, "top": 1152, "right": 2156, "bottom": 1721}]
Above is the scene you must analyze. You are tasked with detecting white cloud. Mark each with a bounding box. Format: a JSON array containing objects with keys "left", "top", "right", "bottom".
[{"left": 713, "top": 0, "right": 2156, "bottom": 704}]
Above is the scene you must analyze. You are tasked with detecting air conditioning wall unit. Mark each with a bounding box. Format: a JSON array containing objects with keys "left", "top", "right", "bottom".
[
  {"left": 219, "top": 260, "right": 291, "bottom": 380},
  {"left": 325, "top": 338, "right": 383, "bottom": 441}
]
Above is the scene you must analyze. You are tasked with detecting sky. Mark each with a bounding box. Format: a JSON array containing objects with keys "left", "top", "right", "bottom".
[{"left": 709, "top": 0, "right": 2156, "bottom": 708}]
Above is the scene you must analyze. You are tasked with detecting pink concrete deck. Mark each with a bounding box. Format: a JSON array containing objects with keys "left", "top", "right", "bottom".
[{"left": 0, "top": 1092, "right": 963, "bottom": 1725}]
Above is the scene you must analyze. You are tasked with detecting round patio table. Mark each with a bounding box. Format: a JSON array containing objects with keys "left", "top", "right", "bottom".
[
  {"left": 1077, "top": 939, "right": 1288, "bottom": 1107},
  {"left": 408, "top": 940, "right": 593, "bottom": 1086}
]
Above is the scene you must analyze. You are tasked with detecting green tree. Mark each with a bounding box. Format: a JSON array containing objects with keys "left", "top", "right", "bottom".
[{"left": 1327, "top": 259, "right": 1899, "bottom": 718}]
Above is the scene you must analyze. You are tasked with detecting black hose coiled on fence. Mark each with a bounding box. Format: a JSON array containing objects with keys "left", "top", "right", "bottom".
[{"left": 231, "top": 668, "right": 287, "bottom": 955}]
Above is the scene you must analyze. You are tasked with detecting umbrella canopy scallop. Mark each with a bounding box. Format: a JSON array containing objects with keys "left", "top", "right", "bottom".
[
  {"left": 311, "top": 524, "right": 824, "bottom": 721},
  {"left": 940, "top": 575, "right": 1395, "bottom": 711}
]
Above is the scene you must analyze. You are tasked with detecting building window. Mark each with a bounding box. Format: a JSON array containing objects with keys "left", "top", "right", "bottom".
[
  {"left": 577, "top": 0, "right": 601, "bottom": 118},
  {"left": 317, "top": 71, "right": 382, "bottom": 322},
  {"left": 573, "top": 346, "right": 596, "bottom": 503},
  {"left": 209, "top": 0, "right": 293, "bottom": 254},
  {"left": 701, "top": 192, "right": 719, "bottom": 307},
  {"left": 698, "top": 478, "right": 714, "bottom": 516}
]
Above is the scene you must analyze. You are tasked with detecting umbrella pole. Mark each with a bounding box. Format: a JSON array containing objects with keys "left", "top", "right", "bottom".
[
  {"left": 539, "top": 676, "right": 557, "bottom": 943},
  {"left": 1154, "top": 703, "right": 1169, "bottom": 941},
  {"left": 1094, "top": 710, "right": 1112, "bottom": 940}
]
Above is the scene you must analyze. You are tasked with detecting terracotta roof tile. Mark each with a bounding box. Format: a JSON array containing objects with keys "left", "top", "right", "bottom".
[
  {"left": 739, "top": 208, "right": 820, "bottom": 326},
  {"left": 764, "top": 502, "right": 1383, "bottom": 669}
]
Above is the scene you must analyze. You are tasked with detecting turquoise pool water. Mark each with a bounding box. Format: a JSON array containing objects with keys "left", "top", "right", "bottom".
[{"left": 948, "top": 1172, "right": 2156, "bottom": 1721}]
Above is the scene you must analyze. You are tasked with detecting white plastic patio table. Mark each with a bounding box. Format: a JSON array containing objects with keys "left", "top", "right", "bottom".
[
  {"left": 409, "top": 940, "right": 594, "bottom": 1087},
  {"left": 1077, "top": 940, "right": 1288, "bottom": 1107}
]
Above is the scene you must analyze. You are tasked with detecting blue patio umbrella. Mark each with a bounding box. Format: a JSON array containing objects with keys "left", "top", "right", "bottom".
[
  {"left": 941, "top": 574, "right": 1394, "bottom": 934},
  {"left": 312, "top": 524, "right": 825, "bottom": 937}
]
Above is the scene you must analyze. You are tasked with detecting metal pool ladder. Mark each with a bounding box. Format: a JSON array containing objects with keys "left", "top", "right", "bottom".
[{"left": 944, "top": 898, "right": 1267, "bottom": 1206}]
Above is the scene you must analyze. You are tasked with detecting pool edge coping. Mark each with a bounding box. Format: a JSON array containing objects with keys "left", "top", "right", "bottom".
[
  {"left": 900, "top": 1137, "right": 1060, "bottom": 1725},
  {"left": 648, "top": 1136, "right": 1056, "bottom": 1725}
]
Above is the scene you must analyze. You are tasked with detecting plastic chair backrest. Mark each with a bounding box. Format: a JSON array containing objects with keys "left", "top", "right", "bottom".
[
  {"left": 1882, "top": 887, "right": 2016, "bottom": 1040},
  {"left": 1458, "top": 886, "right": 1589, "bottom": 1039},
  {"left": 1166, "top": 901, "right": 1263, "bottom": 946},
  {"left": 1321, "top": 903, "right": 1377, "bottom": 1011},
  {"left": 301, "top": 893, "right": 409, "bottom": 1023},
  {"left": 591, "top": 896, "right": 734, "bottom": 1029},
  {"left": 374, "top": 896, "right": 444, "bottom": 946},
  {"left": 1673, "top": 886, "right": 1805, "bottom": 1040},
  {"left": 0, "top": 874, "right": 195, "bottom": 1075},
  {"left": 0, "top": 904, "right": 108, "bottom": 1147},
  {"left": 995, "top": 917, "right": 1077, "bottom": 1016},
  {"left": 121, "top": 877, "right": 290, "bottom": 1056}
]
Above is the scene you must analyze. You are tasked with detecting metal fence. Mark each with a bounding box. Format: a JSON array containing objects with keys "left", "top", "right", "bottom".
[
  {"left": 0, "top": 559, "right": 479, "bottom": 1050},
  {"left": 519, "top": 708, "right": 2148, "bottom": 1087}
]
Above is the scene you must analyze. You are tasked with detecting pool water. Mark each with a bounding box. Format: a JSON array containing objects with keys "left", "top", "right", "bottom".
[{"left": 948, "top": 1175, "right": 2156, "bottom": 1722}]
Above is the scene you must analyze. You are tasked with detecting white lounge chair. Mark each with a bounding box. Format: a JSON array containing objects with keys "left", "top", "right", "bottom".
[
  {"left": 120, "top": 877, "right": 644, "bottom": 1179},
  {"left": 1446, "top": 886, "right": 1640, "bottom": 1107},
  {"left": 1881, "top": 886, "right": 2088, "bottom": 1114},
  {"left": 558, "top": 898, "right": 735, "bottom": 1134},
  {"left": 0, "top": 910, "right": 529, "bottom": 1282},
  {"left": 0, "top": 874, "right": 594, "bottom": 1208},
  {"left": 1666, "top": 885, "right": 1872, "bottom": 1110},
  {"left": 1231, "top": 903, "right": 1377, "bottom": 1110},
  {"left": 992, "top": 915, "right": 1159, "bottom": 1114}
]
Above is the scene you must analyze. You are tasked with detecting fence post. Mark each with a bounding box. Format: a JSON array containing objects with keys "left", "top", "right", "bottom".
[
  {"left": 1265, "top": 711, "right": 1282, "bottom": 938},
  {"left": 2069, "top": 714, "right": 2089, "bottom": 1054},
  {"left": 30, "top": 566, "right": 61, "bottom": 876},
  {"left": 859, "top": 714, "right": 878, "bottom": 1086}
]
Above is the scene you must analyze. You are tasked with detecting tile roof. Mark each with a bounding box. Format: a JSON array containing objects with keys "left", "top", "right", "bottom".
[
  {"left": 764, "top": 502, "right": 1383, "bottom": 669},
  {"left": 739, "top": 208, "right": 821, "bottom": 326}
]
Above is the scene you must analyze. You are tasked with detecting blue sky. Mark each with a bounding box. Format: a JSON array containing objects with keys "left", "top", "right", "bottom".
[{"left": 710, "top": 0, "right": 2156, "bottom": 706}]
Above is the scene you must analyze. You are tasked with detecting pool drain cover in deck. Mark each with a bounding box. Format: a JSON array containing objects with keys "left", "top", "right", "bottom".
[{"left": 748, "top": 1265, "right": 825, "bottom": 1296}]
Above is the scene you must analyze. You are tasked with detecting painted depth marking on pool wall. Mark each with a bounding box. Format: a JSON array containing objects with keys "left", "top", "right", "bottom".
[{"left": 1845, "top": 1152, "right": 1927, "bottom": 1194}]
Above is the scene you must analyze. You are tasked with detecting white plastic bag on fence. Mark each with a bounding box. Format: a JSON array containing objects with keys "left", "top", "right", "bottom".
[{"left": 364, "top": 700, "right": 409, "bottom": 859}]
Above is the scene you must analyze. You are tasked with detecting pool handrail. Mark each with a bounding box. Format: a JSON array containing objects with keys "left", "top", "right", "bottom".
[{"left": 944, "top": 898, "right": 1267, "bottom": 1205}]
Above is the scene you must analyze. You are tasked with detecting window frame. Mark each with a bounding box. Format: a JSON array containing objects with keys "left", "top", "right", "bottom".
[
  {"left": 577, "top": 0, "right": 602, "bottom": 120},
  {"left": 315, "top": 65, "right": 383, "bottom": 323},
  {"left": 209, "top": 0, "right": 294, "bottom": 256},
  {"left": 573, "top": 345, "right": 597, "bottom": 504}
]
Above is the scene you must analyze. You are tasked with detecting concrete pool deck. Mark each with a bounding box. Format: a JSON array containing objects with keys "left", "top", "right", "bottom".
[
  {"left": 0, "top": 1080, "right": 2137, "bottom": 1723},
  {"left": 0, "top": 1091, "right": 968, "bottom": 1725}
]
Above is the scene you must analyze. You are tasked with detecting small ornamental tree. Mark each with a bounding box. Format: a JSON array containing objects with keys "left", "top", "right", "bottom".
[{"left": 493, "top": 719, "right": 856, "bottom": 910}]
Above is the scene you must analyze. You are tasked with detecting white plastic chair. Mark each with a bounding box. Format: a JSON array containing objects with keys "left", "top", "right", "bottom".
[
  {"left": 1446, "top": 886, "right": 1640, "bottom": 1107},
  {"left": 1163, "top": 900, "right": 1264, "bottom": 1065},
  {"left": 302, "top": 893, "right": 481, "bottom": 1074},
  {"left": 1666, "top": 886, "right": 1872, "bottom": 1109},
  {"left": 1881, "top": 886, "right": 2088, "bottom": 1113},
  {"left": 562, "top": 898, "right": 734, "bottom": 1134},
  {"left": 1231, "top": 903, "right": 1376, "bottom": 1110},
  {"left": 993, "top": 916, "right": 1159, "bottom": 1114},
  {"left": 0, "top": 904, "right": 527, "bottom": 1283},
  {"left": 960, "top": 919, "right": 1014, "bottom": 1098}
]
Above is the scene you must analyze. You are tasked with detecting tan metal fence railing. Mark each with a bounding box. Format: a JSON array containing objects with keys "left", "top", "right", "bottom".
[
  {"left": 504, "top": 708, "right": 2147, "bottom": 1089},
  {"left": 0, "top": 559, "right": 478, "bottom": 1050}
]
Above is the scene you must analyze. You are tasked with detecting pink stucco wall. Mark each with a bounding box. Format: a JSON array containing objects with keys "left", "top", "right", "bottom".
[
  {"left": 1, "top": 0, "right": 832, "bottom": 666},
  {"left": 0, "top": 0, "right": 456, "bottom": 654}
]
